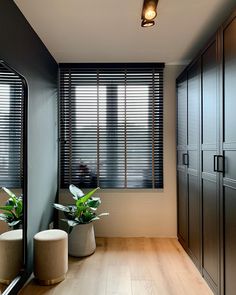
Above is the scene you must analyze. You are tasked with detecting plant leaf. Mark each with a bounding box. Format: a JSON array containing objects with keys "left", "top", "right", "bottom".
[
  {"left": 90, "top": 216, "right": 100, "bottom": 222},
  {"left": 15, "top": 199, "right": 23, "bottom": 218},
  {"left": 0, "top": 205, "right": 14, "bottom": 212},
  {"left": 68, "top": 220, "right": 79, "bottom": 227},
  {"left": 2, "top": 212, "right": 13, "bottom": 217},
  {"left": 0, "top": 213, "right": 7, "bottom": 221},
  {"left": 98, "top": 213, "right": 109, "bottom": 217},
  {"left": 81, "top": 211, "right": 96, "bottom": 223},
  {"left": 5, "top": 198, "right": 16, "bottom": 207},
  {"left": 2, "top": 187, "right": 17, "bottom": 199},
  {"left": 8, "top": 220, "right": 21, "bottom": 227},
  {"left": 68, "top": 205, "right": 77, "bottom": 211},
  {"left": 87, "top": 198, "right": 101, "bottom": 209},
  {"left": 79, "top": 187, "right": 100, "bottom": 204},
  {"left": 61, "top": 219, "right": 79, "bottom": 227},
  {"left": 75, "top": 201, "right": 89, "bottom": 212},
  {"left": 53, "top": 203, "right": 70, "bottom": 212},
  {"left": 63, "top": 205, "right": 77, "bottom": 218},
  {"left": 69, "top": 184, "right": 84, "bottom": 200},
  {"left": 91, "top": 197, "right": 101, "bottom": 201}
]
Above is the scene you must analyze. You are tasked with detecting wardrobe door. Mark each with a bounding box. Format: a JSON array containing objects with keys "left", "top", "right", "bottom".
[
  {"left": 177, "top": 74, "right": 188, "bottom": 249},
  {"left": 187, "top": 60, "right": 201, "bottom": 268},
  {"left": 201, "top": 40, "right": 220, "bottom": 293},
  {"left": 222, "top": 15, "right": 236, "bottom": 295}
]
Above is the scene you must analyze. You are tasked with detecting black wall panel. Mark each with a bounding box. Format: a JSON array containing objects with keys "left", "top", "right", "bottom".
[{"left": 0, "top": 1, "right": 58, "bottom": 291}]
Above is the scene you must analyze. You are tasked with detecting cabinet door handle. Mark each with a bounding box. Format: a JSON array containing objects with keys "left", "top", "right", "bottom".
[
  {"left": 217, "top": 155, "right": 224, "bottom": 173},
  {"left": 213, "top": 155, "right": 217, "bottom": 172},
  {"left": 213, "top": 155, "right": 224, "bottom": 173},
  {"left": 182, "top": 153, "right": 189, "bottom": 166}
]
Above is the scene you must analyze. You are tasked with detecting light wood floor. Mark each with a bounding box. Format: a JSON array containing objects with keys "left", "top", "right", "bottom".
[{"left": 19, "top": 238, "right": 213, "bottom": 295}]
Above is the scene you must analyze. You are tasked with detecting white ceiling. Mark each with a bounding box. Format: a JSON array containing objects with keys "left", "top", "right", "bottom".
[{"left": 14, "top": 0, "right": 236, "bottom": 64}]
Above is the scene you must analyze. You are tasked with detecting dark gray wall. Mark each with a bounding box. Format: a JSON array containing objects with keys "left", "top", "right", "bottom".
[{"left": 0, "top": 0, "right": 58, "bottom": 271}]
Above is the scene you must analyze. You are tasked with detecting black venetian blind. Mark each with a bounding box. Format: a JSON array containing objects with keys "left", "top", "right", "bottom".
[
  {"left": 60, "top": 64, "right": 164, "bottom": 189},
  {"left": 0, "top": 63, "right": 24, "bottom": 188}
]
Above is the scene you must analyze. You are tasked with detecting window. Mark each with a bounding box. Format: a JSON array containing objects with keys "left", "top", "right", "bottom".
[
  {"left": 0, "top": 63, "right": 24, "bottom": 188},
  {"left": 60, "top": 64, "right": 164, "bottom": 189}
]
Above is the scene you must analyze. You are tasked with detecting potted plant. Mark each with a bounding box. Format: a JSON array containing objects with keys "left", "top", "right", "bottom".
[
  {"left": 53, "top": 185, "right": 108, "bottom": 257},
  {"left": 0, "top": 187, "right": 23, "bottom": 229}
]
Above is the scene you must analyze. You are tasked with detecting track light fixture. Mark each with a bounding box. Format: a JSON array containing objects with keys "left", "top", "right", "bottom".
[
  {"left": 141, "top": 19, "right": 155, "bottom": 27},
  {"left": 141, "top": 0, "right": 159, "bottom": 27}
]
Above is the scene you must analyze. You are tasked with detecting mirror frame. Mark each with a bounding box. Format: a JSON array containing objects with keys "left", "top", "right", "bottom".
[{"left": 0, "top": 60, "right": 28, "bottom": 295}]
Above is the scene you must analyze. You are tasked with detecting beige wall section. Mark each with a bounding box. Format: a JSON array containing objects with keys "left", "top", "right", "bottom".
[{"left": 59, "top": 65, "right": 183, "bottom": 238}]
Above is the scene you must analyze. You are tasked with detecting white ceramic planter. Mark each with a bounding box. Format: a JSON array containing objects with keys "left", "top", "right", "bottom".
[{"left": 68, "top": 223, "right": 96, "bottom": 257}]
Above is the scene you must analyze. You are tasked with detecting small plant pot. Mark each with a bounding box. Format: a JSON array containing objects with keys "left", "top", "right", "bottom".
[{"left": 68, "top": 223, "right": 96, "bottom": 257}]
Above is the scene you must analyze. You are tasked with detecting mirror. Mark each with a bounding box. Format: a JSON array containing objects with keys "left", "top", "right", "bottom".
[{"left": 0, "top": 61, "right": 27, "bottom": 294}]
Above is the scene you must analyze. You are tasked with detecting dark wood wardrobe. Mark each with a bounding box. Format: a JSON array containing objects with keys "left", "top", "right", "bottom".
[{"left": 176, "top": 9, "right": 236, "bottom": 295}]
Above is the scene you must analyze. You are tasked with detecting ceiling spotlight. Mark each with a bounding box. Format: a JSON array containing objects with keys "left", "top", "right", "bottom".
[
  {"left": 145, "top": 9, "right": 157, "bottom": 21},
  {"left": 141, "top": 19, "right": 155, "bottom": 27},
  {"left": 141, "top": 0, "right": 159, "bottom": 27}
]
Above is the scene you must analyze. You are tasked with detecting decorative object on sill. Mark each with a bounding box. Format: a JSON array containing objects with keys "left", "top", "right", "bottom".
[
  {"left": 53, "top": 185, "right": 109, "bottom": 257},
  {"left": 0, "top": 187, "right": 23, "bottom": 229},
  {"left": 0, "top": 229, "right": 23, "bottom": 284},
  {"left": 141, "top": 0, "right": 159, "bottom": 27},
  {"left": 34, "top": 229, "right": 68, "bottom": 285}
]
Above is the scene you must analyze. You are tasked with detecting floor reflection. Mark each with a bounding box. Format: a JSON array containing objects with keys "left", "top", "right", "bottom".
[
  {"left": 0, "top": 189, "right": 23, "bottom": 290},
  {"left": 0, "top": 282, "right": 7, "bottom": 292}
]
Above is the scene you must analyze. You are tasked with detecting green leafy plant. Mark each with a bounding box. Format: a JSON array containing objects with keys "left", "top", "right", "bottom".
[
  {"left": 0, "top": 187, "right": 23, "bottom": 229},
  {"left": 53, "top": 185, "right": 109, "bottom": 233}
]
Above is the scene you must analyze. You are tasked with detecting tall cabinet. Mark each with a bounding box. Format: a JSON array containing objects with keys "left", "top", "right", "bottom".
[
  {"left": 221, "top": 14, "right": 236, "bottom": 295},
  {"left": 177, "top": 61, "right": 201, "bottom": 268},
  {"left": 201, "top": 38, "right": 220, "bottom": 293},
  {"left": 177, "top": 73, "right": 188, "bottom": 249},
  {"left": 176, "top": 9, "right": 236, "bottom": 295}
]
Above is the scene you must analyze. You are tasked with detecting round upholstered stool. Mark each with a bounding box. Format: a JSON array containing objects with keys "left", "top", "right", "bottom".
[
  {"left": 34, "top": 229, "right": 68, "bottom": 285},
  {"left": 0, "top": 229, "right": 23, "bottom": 285}
]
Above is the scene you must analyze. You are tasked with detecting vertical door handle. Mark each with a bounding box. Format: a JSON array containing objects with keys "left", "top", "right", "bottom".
[
  {"left": 182, "top": 153, "right": 189, "bottom": 166},
  {"left": 213, "top": 155, "right": 224, "bottom": 173},
  {"left": 213, "top": 155, "right": 217, "bottom": 172},
  {"left": 217, "top": 155, "right": 224, "bottom": 173}
]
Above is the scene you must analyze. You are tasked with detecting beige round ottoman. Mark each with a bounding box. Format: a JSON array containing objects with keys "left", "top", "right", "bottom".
[
  {"left": 34, "top": 229, "right": 68, "bottom": 285},
  {"left": 0, "top": 229, "right": 23, "bottom": 285}
]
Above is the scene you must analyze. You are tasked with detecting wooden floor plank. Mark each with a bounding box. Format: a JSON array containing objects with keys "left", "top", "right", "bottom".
[{"left": 19, "top": 238, "right": 213, "bottom": 295}]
